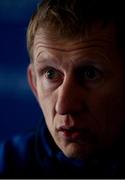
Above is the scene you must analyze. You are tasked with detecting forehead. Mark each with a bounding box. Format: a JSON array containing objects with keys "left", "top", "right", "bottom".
[{"left": 33, "top": 23, "right": 117, "bottom": 62}]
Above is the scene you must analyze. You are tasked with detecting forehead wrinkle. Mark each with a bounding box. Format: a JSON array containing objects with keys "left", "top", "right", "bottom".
[
  {"left": 34, "top": 37, "right": 113, "bottom": 45},
  {"left": 35, "top": 47, "right": 111, "bottom": 71},
  {"left": 34, "top": 47, "right": 62, "bottom": 66},
  {"left": 34, "top": 40, "right": 114, "bottom": 62},
  {"left": 33, "top": 33, "right": 116, "bottom": 64},
  {"left": 34, "top": 44, "right": 110, "bottom": 53}
]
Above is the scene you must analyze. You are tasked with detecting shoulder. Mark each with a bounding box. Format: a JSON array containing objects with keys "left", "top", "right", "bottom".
[{"left": 0, "top": 130, "right": 44, "bottom": 178}]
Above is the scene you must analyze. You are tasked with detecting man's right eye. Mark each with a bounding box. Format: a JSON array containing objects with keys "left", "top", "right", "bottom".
[
  {"left": 45, "top": 68, "right": 59, "bottom": 80},
  {"left": 40, "top": 67, "right": 63, "bottom": 83}
]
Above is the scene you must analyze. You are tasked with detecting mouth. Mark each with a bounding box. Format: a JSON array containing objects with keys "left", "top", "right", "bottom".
[{"left": 57, "top": 126, "right": 95, "bottom": 143}]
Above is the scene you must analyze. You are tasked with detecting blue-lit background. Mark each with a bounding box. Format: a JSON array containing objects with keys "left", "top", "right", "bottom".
[{"left": 0, "top": 0, "right": 43, "bottom": 141}]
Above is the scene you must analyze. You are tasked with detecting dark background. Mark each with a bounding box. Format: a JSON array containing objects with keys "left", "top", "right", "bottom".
[{"left": 0, "top": 0, "right": 43, "bottom": 141}]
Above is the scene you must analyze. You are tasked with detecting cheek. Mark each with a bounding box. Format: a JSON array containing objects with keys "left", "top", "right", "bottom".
[
  {"left": 37, "top": 85, "right": 57, "bottom": 125},
  {"left": 90, "top": 90, "right": 125, "bottom": 143},
  {"left": 39, "top": 97, "right": 54, "bottom": 119}
]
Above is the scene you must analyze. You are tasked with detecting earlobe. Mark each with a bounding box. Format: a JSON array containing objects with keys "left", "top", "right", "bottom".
[{"left": 27, "top": 64, "right": 38, "bottom": 98}]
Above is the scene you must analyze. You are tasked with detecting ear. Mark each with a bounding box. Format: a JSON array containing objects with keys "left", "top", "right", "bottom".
[{"left": 27, "top": 64, "right": 38, "bottom": 98}]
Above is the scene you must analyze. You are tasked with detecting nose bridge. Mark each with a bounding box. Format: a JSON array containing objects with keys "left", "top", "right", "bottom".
[
  {"left": 60, "top": 76, "right": 77, "bottom": 100},
  {"left": 55, "top": 76, "right": 82, "bottom": 114}
]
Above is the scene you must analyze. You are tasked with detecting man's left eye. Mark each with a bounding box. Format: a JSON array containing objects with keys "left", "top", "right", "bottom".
[{"left": 83, "top": 66, "right": 102, "bottom": 81}]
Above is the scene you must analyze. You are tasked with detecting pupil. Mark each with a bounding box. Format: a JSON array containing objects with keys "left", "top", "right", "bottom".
[
  {"left": 86, "top": 68, "right": 96, "bottom": 79},
  {"left": 47, "top": 70, "right": 55, "bottom": 79}
]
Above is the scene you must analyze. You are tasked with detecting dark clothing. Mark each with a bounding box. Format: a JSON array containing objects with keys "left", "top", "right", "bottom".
[{"left": 0, "top": 120, "right": 125, "bottom": 178}]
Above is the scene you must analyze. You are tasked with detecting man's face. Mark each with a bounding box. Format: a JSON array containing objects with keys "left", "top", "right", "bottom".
[{"left": 28, "top": 24, "right": 125, "bottom": 160}]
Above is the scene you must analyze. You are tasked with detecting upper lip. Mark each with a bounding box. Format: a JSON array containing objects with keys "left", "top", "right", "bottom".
[{"left": 57, "top": 126, "right": 84, "bottom": 132}]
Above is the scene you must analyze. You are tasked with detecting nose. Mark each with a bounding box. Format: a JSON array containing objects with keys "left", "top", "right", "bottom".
[{"left": 55, "top": 77, "right": 87, "bottom": 115}]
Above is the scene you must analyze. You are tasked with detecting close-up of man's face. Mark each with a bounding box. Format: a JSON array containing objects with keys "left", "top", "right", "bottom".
[{"left": 28, "top": 23, "right": 125, "bottom": 160}]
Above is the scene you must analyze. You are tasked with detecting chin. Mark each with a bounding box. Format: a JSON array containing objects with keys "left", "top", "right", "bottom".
[{"left": 61, "top": 142, "right": 94, "bottom": 160}]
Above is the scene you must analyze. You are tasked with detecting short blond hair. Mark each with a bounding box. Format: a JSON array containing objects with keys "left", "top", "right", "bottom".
[{"left": 27, "top": 0, "right": 125, "bottom": 62}]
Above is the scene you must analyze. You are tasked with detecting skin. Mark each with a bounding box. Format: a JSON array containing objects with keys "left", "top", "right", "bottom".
[{"left": 28, "top": 23, "right": 125, "bottom": 160}]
